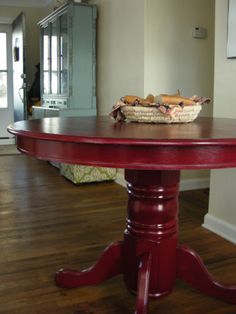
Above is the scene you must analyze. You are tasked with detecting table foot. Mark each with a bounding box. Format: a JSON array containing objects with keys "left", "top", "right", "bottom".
[
  {"left": 177, "top": 245, "right": 236, "bottom": 304},
  {"left": 55, "top": 241, "right": 123, "bottom": 288},
  {"left": 135, "top": 253, "right": 152, "bottom": 314}
]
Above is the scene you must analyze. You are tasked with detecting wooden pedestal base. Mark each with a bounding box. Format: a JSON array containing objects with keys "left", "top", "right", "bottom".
[{"left": 55, "top": 170, "right": 236, "bottom": 313}]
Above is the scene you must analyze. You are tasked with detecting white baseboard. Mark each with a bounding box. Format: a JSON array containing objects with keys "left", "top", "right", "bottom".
[
  {"left": 115, "top": 172, "right": 210, "bottom": 191},
  {"left": 0, "top": 138, "right": 15, "bottom": 145},
  {"left": 203, "top": 214, "right": 236, "bottom": 244},
  {"left": 179, "top": 177, "right": 210, "bottom": 191}
]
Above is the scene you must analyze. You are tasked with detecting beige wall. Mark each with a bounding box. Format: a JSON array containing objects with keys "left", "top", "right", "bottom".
[
  {"left": 145, "top": 0, "right": 214, "bottom": 182},
  {"left": 0, "top": 6, "right": 49, "bottom": 85},
  {"left": 91, "top": 0, "right": 214, "bottom": 183},
  {"left": 207, "top": 0, "right": 236, "bottom": 228},
  {"left": 144, "top": 0, "right": 214, "bottom": 117},
  {"left": 90, "top": 0, "right": 145, "bottom": 115},
  {"left": 91, "top": 0, "right": 214, "bottom": 117},
  {"left": 213, "top": 0, "right": 236, "bottom": 117}
]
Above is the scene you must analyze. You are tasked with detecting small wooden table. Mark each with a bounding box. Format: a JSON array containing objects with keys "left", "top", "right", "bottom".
[{"left": 8, "top": 116, "right": 236, "bottom": 313}]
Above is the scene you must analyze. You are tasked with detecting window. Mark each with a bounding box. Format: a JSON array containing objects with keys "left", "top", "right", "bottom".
[{"left": 0, "top": 32, "right": 8, "bottom": 108}]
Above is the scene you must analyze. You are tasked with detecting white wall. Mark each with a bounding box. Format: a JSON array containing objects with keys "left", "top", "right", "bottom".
[{"left": 204, "top": 0, "right": 236, "bottom": 243}]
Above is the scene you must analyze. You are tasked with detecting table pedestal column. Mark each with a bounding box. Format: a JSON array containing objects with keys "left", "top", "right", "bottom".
[
  {"left": 55, "top": 169, "right": 236, "bottom": 314},
  {"left": 123, "top": 170, "right": 179, "bottom": 299}
]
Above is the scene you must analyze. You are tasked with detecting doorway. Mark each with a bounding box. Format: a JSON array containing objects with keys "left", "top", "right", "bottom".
[
  {"left": 0, "top": 23, "right": 14, "bottom": 144},
  {"left": 0, "top": 13, "right": 27, "bottom": 145},
  {"left": 12, "top": 13, "right": 27, "bottom": 122}
]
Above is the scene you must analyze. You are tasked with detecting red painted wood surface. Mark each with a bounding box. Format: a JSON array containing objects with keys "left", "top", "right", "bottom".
[
  {"left": 123, "top": 170, "right": 180, "bottom": 298},
  {"left": 177, "top": 245, "right": 236, "bottom": 304},
  {"left": 7, "top": 116, "right": 236, "bottom": 170},
  {"left": 55, "top": 241, "right": 123, "bottom": 288},
  {"left": 8, "top": 117, "right": 236, "bottom": 313},
  {"left": 135, "top": 253, "right": 152, "bottom": 314}
]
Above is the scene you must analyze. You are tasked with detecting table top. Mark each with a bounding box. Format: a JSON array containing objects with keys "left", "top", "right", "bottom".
[{"left": 8, "top": 116, "right": 236, "bottom": 170}]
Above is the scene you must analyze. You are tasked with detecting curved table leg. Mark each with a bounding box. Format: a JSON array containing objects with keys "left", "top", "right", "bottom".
[
  {"left": 55, "top": 241, "right": 123, "bottom": 288},
  {"left": 177, "top": 245, "right": 236, "bottom": 304},
  {"left": 135, "top": 253, "right": 152, "bottom": 314},
  {"left": 55, "top": 169, "right": 236, "bottom": 313}
]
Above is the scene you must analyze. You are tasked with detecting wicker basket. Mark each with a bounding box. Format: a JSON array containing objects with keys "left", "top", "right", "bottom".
[{"left": 121, "top": 104, "right": 202, "bottom": 124}]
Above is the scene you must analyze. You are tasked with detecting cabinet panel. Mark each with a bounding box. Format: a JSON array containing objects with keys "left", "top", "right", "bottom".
[
  {"left": 70, "top": 6, "right": 94, "bottom": 109},
  {"left": 36, "top": 3, "right": 101, "bottom": 184},
  {"left": 45, "top": 108, "right": 59, "bottom": 117},
  {"left": 32, "top": 106, "right": 60, "bottom": 118},
  {"left": 32, "top": 107, "right": 46, "bottom": 119},
  {"left": 38, "top": 3, "right": 97, "bottom": 118}
]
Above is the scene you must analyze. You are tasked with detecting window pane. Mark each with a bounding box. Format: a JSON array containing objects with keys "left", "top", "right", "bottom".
[
  {"left": 51, "top": 20, "right": 58, "bottom": 94},
  {"left": 60, "top": 13, "right": 68, "bottom": 94},
  {"left": 0, "top": 33, "right": 7, "bottom": 70},
  {"left": 51, "top": 71, "right": 57, "bottom": 94},
  {"left": 51, "top": 26, "right": 58, "bottom": 71},
  {"left": 43, "top": 27, "right": 49, "bottom": 71},
  {"left": 0, "top": 72, "right": 8, "bottom": 108},
  {"left": 43, "top": 71, "right": 49, "bottom": 94},
  {"left": 43, "top": 27, "right": 50, "bottom": 94}
]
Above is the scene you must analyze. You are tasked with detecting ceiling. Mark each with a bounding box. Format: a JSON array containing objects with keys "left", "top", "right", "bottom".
[{"left": 0, "top": 0, "right": 53, "bottom": 8}]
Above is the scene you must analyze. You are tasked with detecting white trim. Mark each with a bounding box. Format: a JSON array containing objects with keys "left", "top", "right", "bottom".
[
  {"left": 0, "top": 24, "right": 14, "bottom": 138},
  {"left": 115, "top": 172, "right": 210, "bottom": 191},
  {"left": 0, "top": 138, "right": 15, "bottom": 145},
  {"left": 0, "top": 0, "right": 52, "bottom": 8},
  {"left": 179, "top": 177, "right": 210, "bottom": 191},
  {"left": 203, "top": 214, "right": 236, "bottom": 244}
]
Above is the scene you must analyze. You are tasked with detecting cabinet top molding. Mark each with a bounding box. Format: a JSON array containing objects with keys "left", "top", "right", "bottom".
[
  {"left": 38, "top": 1, "right": 95, "bottom": 26},
  {"left": 0, "top": 0, "right": 52, "bottom": 8}
]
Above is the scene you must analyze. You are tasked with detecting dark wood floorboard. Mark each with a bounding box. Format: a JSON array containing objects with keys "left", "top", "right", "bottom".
[{"left": 0, "top": 155, "right": 236, "bottom": 314}]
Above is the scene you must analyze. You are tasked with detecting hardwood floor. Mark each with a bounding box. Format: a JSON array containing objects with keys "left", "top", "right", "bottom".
[{"left": 0, "top": 155, "right": 236, "bottom": 314}]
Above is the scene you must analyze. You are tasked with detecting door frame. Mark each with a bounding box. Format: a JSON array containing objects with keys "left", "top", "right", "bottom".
[
  {"left": 12, "top": 12, "right": 27, "bottom": 122},
  {"left": 0, "top": 23, "right": 14, "bottom": 144}
]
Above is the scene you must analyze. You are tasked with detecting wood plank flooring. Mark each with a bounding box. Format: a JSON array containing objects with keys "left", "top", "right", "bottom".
[{"left": 0, "top": 155, "right": 236, "bottom": 314}]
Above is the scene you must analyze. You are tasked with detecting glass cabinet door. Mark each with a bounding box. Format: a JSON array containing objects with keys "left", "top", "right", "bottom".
[
  {"left": 51, "top": 19, "right": 58, "bottom": 94},
  {"left": 59, "top": 13, "right": 68, "bottom": 95},
  {"left": 42, "top": 26, "right": 50, "bottom": 94},
  {"left": 41, "top": 11, "right": 69, "bottom": 97}
]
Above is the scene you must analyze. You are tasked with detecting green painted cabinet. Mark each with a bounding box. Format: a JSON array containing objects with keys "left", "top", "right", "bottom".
[{"left": 33, "top": 2, "right": 97, "bottom": 118}]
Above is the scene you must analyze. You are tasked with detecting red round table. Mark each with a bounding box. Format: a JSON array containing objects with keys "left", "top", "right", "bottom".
[{"left": 8, "top": 116, "right": 236, "bottom": 313}]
